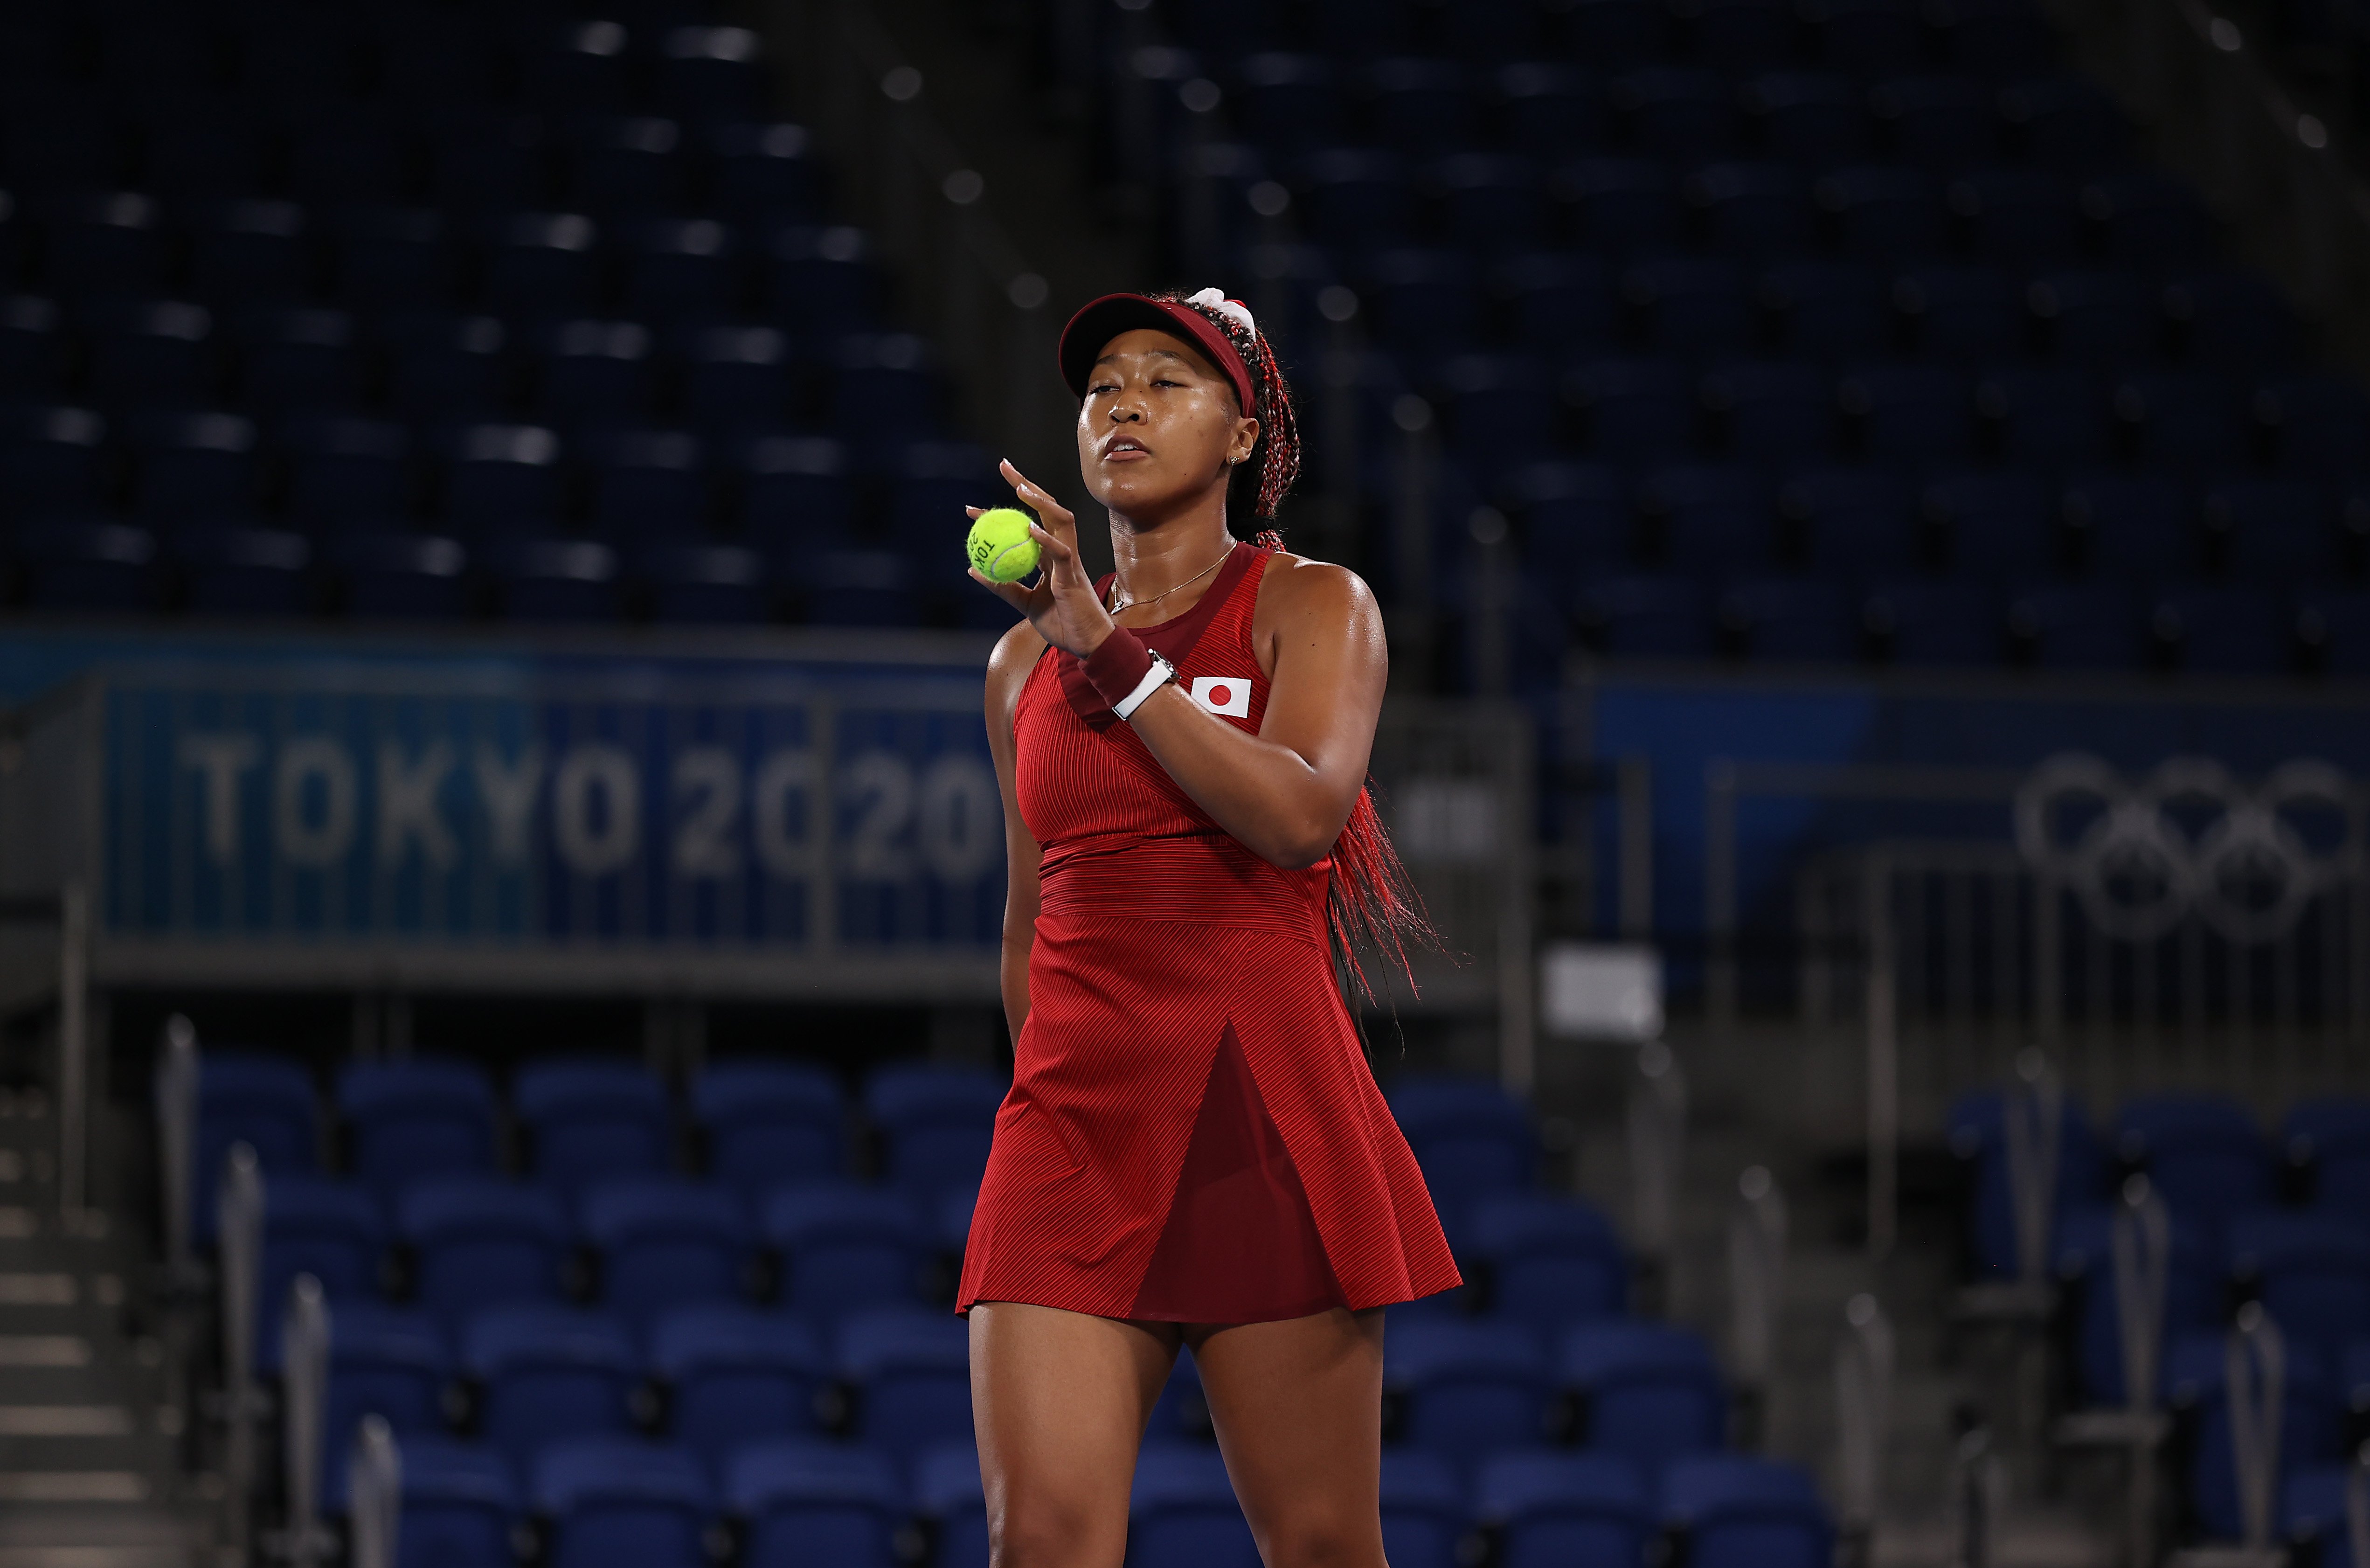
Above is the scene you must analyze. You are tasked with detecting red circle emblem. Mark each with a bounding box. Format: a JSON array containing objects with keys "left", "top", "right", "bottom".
[{"left": 1208, "top": 684, "right": 1233, "bottom": 706}]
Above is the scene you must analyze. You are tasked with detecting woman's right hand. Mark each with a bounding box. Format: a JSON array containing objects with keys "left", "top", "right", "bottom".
[{"left": 968, "top": 460, "right": 1120, "bottom": 660}]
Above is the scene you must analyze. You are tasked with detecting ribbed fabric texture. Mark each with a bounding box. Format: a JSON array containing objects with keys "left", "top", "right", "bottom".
[{"left": 960, "top": 545, "right": 1461, "bottom": 1323}]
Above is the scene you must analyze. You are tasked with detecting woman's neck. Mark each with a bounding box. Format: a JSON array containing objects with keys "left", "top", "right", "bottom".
[{"left": 1106, "top": 509, "right": 1236, "bottom": 616}]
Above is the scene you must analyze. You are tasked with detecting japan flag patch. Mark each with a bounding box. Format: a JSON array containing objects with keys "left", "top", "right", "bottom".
[{"left": 1188, "top": 675, "right": 1252, "bottom": 717}]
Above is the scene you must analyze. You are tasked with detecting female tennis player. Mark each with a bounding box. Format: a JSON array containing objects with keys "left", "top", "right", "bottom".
[{"left": 958, "top": 288, "right": 1460, "bottom": 1568}]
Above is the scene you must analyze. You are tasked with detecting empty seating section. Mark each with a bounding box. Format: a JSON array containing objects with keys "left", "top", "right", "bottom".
[
  {"left": 1151, "top": 0, "right": 2370, "bottom": 680},
  {"left": 1951, "top": 1084, "right": 2370, "bottom": 1538},
  {"left": 188, "top": 1050, "right": 1824, "bottom": 1563},
  {"left": 0, "top": 0, "right": 994, "bottom": 631}
]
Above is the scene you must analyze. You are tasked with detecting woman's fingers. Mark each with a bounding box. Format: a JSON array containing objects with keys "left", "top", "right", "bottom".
[
  {"left": 964, "top": 506, "right": 984, "bottom": 519},
  {"left": 966, "top": 567, "right": 1035, "bottom": 609},
  {"left": 1000, "top": 460, "right": 1077, "bottom": 532}
]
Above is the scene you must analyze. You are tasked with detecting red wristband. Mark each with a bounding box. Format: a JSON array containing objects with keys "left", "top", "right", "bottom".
[{"left": 1081, "top": 628, "right": 1154, "bottom": 709}]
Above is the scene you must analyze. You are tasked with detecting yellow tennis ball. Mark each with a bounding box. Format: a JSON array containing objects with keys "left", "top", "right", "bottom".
[{"left": 967, "top": 507, "right": 1041, "bottom": 583}]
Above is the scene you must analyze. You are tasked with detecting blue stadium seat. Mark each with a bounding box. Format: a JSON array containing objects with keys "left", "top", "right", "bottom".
[
  {"left": 481, "top": 213, "right": 602, "bottom": 320},
  {"left": 13, "top": 517, "right": 159, "bottom": 612},
  {"left": 1643, "top": 464, "right": 1776, "bottom": 568},
  {"left": 0, "top": 296, "right": 63, "bottom": 398},
  {"left": 2286, "top": 1099, "right": 2370, "bottom": 1213},
  {"left": 864, "top": 1065, "right": 1007, "bottom": 1203},
  {"left": 1497, "top": 64, "right": 1608, "bottom": 150},
  {"left": 2165, "top": 267, "right": 2297, "bottom": 375},
  {"left": 396, "top": 1178, "right": 573, "bottom": 1322},
  {"left": 657, "top": 26, "right": 769, "bottom": 121},
  {"left": 1742, "top": 73, "right": 1871, "bottom": 163},
  {"left": 1687, "top": 163, "right": 1814, "bottom": 258},
  {"left": 1130, "top": 1445, "right": 1261, "bottom": 1568},
  {"left": 1690, "top": 0, "right": 1798, "bottom": 69},
  {"left": 2258, "top": 375, "right": 2370, "bottom": 477},
  {"left": 1295, "top": 149, "right": 1415, "bottom": 251},
  {"left": 337, "top": 1436, "right": 515, "bottom": 1568},
  {"left": 2083, "top": 173, "right": 2215, "bottom": 268},
  {"left": 373, "top": 10, "right": 504, "bottom": 105},
  {"left": 42, "top": 193, "right": 172, "bottom": 297},
  {"left": 833, "top": 333, "right": 940, "bottom": 453},
  {"left": 1569, "top": 0, "right": 1672, "bottom": 62},
  {"left": 1722, "top": 577, "right": 1855, "bottom": 661},
  {"left": 128, "top": 413, "right": 260, "bottom": 520},
  {"left": 337, "top": 1060, "right": 499, "bottom": 1200},
  {"left": 1811, "top": 0, "right": 1928, "bottom": 73},
  {"left": 1580, "top": 573, "right": 1715, "bottom": 658},
  {"left": 2153, "top": 585, "right": 2291, "bottom": 675},
  {"left": 562, "top": 116, "right": 689, "bottom": 218},
  {"left": 1625, "top": 257, "right": 1755, "bottom": 356},
  {"left": 1892, "top": 265, "right": 2020, "bottom": 363},
  {"left": 2114, "top": 1096, "right": 2277, "bottom": 1232},
  {"left": 708, "top": 123, "right": 825, "bottom": 227},
  {"left": 240, "top": 18, "right": 370, "bottom": 109},
  {"left": 2029, "top": 269, "right": 2160, "bottom": 367},
  {"left": 1492, "top": 256, "right": 1615, "bottom": 358},
  {"left": 638, "top": 543, "right": 770, "bottom": 624},
  {"left": 83, "top": 298, "right": 220, "bottom": 407},
  {"left": 172, "top": 523, "right": 313, "bottom": 617},
  {"left": 799, "top": 548, "right": 919, "bottom": 627},
  {"left": 1782, "top": 467, "right": 1917, "bottom": 571},
  {"left": 1953, "top": 168, "right": 2081, "bottom": 266},
  {"left": 1872, "top": 76, "right": 1997, "bottom": 173},
  {"left": 1475, "top": 1450, "right": 1652, "bottom": 1568},
  {"left": 1367, "top": 59, "right": 1482, "bottom": 155},
  {"left": 441, "top": 424, "right": 564, "bottom": 538},
  {"left": 2301, "top": 588, "right": 2370, "bottom": 675},
  {"left": 726, "top": 434, "right": 851, "bottom": 543},
  {"left": 2199, "top": 478, "right": 2332, "bottom": 583},
  {"left": 2053, "top": 1205, "right": 2220, "bottom": 1407},
  {"left": 1927, "top": 471, "right": 2056, "bottom": 576},
  {"left": 1568, "top": 358, "right": 1698, "bottom": 460},
  {"left": 762, "top": 1181, "right": 933, "bottom": 1324},
  {"left": 1561, "top": 1321, "right": 1727, "bottom": 1467},
  {"left": 1662, "top": 1456, "right": 1835, "bottom": 1568},
  {"left": 492, "top": 539, "right": 624, "bottom": 623},
  {"left": 425, "top": 111, "right": 547, "bottom": 216},
  {"left": 2114, "top": 371, "right": 2249, "bottom": 472},
  {"left": 515, "top": 1059, "right": 673, "bottom": 1197},
  {"left": 1505, "top": 462, "right": 1631, "bottom": 590},
  {"left": 1977, "top": 367, "right": 2110, "bottom": 468},
  {"left": 1362, "top": 250, "right": 1485, "bottom": 365},
  {"left": 329, "top": 530, "right": 469, "bottom": 618},
  {"left": 1440, "top": 355, "right": 1558, "bottom": 482},
  {"left": 1428, "top": 154, "right": 1549, "bottom": 250},
  {"left": 2061, "top": 472, "right": 2192, "bottom": 580},
  {"left": 1999, "top": 74, "right": 2127, "bottom": 171},
  {"left": 462, "top": 1305, "right": 640, "bottom": 1462},
  {"left": 1233, "top": 53, "right": 1343, "bottom": 155},
  {"left": 258, "top": 1176, "right": 388, "bottom": 1346},
  {"left": 649, "top": 1304, "right": 828, "bottom": 1461},
  {"left": 2167, "top": 1330, "right": 2342, "bottom": 1542},
  {"left": 234, "top": 308, "right": 367, "bottom": 413},
  {"left": 1388, "top": 1075, "right": 1537, "bottom": 1221},
  {"left": 1945, "top": 1089, "right": 2109, "bottom": 1282},
  {"left": 193, "top": 1052, "right": 320, "bottom": 1241},
  {"left": 535, "top": 320, "right": 658, "bottom": 429},
  {"left": 916, "top": 1443, "right": 991, "bottom": 1568},
  {"left": 312, "top": 1302, "right": 449, "bottom": 1464},
  {"left": 1864, "top": 579, "right": 2001, "bottom": 666},
  {"left": 1841, "top": 363, "right": 1975, "bottom": 465},
  {"left": 1386, "top": 1319, "right": 1554, "bottom": 1454},
  {"left": 384, "top": 316, "right": 513, "bottom": 422},
  {"left": 620, "top": 219, "right": 739, "bottom": 325},
  {"left": 1556, "top": 158, "right": 1682, "bottom": 252},
  {"left": 1704, "top": 362, "right": 1833, "bottom": 463},
  {"left": 587, "top": 431, "right": 707, "bottom": 541},
  {"left": 1466, "top": 1194, "right": 1626, "bottom": 1338},
  {"left": 1374, "top": 1451, "right": 1468, "bottom": 1568},
  {"left": 520, "top": 21, "right": 634, "bottom": 115},
  {"left": 888, "top": 440, "right": 998, "bottom": 555},
  {"left": 2284, "top": 1466, "right": 2370, "bottom": 1568},
  {"left": 1760, "top": 260, "right": 1891, "bottom": 360},
  {"left": 279, "top": 417, "right": 411, "bottom": 526},
  {"left": 283, "top": 106, "right": 413, "bottom": 207},
  {"left": 329, "top": 207, "right": 456, "bottom": 311},
  {"left": 1814, "top": 167, "right": 1947, "bottom": 261},
  {"left": 188, "top": 201, "right": 314, "bottom": 305},
  {"left": 2007, "top": 582, "right": 2143, "bottom": 670},
  {"left": 764, "top": 225, "right": 880, "bottom": 331},
  {"left": 1614, "top": 67, "right": 1735, "bottom": 162},
  {"left": 679, "top": 326, "right": 797, "bottom": 432},
  {"left": 531, "top": 1439, "right": 713, "bottom": 1568},
  {"left": 2227, "top": 1211, "right": 2370, "bottom": 1367},
  {"left": 725, "top": 1441, "right": 905, "bottom": 1568},
  {"left": 838, "top": 1306, "right": 972, "bottom": 1465},
  {"left": 580, "top": 1178, "right": 753, "bottom": 1326}
]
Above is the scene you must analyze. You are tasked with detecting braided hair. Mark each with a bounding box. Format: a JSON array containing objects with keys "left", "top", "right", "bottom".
[
  {"left": 1151, "top": 292, "right": 1434, "bottom": 999},
  {"left": 1154, "top": 290, "right": 1303, "bottom": 533}
]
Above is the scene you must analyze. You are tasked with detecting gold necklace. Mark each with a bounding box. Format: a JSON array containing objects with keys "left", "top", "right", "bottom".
[{"left": 1107, "top": 543, "right": 1231, "bottom": 616}]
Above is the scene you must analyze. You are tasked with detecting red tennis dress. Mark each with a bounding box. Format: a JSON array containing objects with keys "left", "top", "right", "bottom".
[{"left": 957, "top": 542, "right": 1461, "bottom": 1322}]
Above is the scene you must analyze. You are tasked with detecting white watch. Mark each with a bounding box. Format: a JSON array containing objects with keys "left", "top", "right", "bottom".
[{"left": 1111, "top": 652, "right": 1177, "bottom": 722}]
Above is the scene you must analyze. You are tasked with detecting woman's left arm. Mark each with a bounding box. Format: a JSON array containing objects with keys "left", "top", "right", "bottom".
[{"left": 1122, "top": 559, "right": 1387, "bottom": 868}]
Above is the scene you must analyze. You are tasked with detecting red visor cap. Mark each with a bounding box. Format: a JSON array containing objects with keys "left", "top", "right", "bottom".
[{"left": 1056, "top": 293, "right": 1256, "bottom": 414}]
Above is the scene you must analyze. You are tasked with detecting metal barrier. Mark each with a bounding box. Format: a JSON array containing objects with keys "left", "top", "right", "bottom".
[
  {"left": 1727, "top": 1164, "right": 1787, "bottom": 1448},
  {"left": 216, "top": 1143, "right": 263, "bottom": 1560},
  {"left": 278, "top": 1275, "right": 332, "bottom": 1568},
  {"left": 348, "top": 1416, "right": 402, "bottom": 1568},
  {"left": 1836, "top": 1291, "right": 1895, "bottom": 1547},
  {"left": 1624, "top": 1042, "right": 1686, "bottom": 1310}
]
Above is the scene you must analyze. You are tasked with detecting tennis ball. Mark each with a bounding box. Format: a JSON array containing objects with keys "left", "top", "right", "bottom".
[{"left": 967, "top": 506, "right": 1041, "bottom": 583}]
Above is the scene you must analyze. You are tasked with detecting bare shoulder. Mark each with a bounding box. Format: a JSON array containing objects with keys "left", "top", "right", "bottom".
[
  {"left": 984, "top": 618, "right": 1048, "bottom": 724},
  {"left": 1255, "top": 551, "right": 1379, "bottom": 626}
]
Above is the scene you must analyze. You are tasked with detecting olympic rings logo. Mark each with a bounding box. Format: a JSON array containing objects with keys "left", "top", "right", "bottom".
[{"left": 2014, "top": 754, "right": 2361, "bottom": 944}]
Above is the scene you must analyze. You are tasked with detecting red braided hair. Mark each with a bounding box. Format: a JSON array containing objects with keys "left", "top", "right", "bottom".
[{"left": 1155, "top": 291, "right": 1435, "bottom": 997}]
